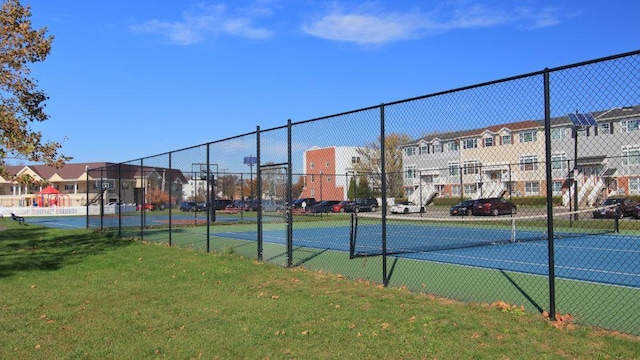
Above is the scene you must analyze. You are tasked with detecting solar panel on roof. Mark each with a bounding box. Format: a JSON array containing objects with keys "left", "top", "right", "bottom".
[{"left": 567, "top": 113, "right": 598, "bottom": 127}]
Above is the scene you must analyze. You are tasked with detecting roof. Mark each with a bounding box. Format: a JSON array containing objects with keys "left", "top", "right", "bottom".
[
  {"left": 2, "top": 162, "right": 187, "bottom": 183},
  {"left": 407, "top": 104, "right": 640, "bottom": 145}
]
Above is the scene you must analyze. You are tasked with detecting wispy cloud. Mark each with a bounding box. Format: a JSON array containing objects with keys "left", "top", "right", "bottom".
[
  {"left": 131, "top": 3, "right": 273, "bottom": 45},
  {"left": 302, "top": 3, "right": 564, "bottom": 45}
]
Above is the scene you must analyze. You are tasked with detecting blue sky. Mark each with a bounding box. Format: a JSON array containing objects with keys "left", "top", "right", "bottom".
[{"left": 20, "top": 0, "right": 639, "bottom": 166}]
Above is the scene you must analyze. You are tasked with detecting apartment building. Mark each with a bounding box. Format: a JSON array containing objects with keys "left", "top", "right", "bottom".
[
  {"left": 0, "top": 162, "right": 187, "bottom": 208},
  {"left": 401, "top": 105, "right": 640, "bottom": 206},
  {"left": 299, "top": 146, "right": 361, "bottom": 201}
]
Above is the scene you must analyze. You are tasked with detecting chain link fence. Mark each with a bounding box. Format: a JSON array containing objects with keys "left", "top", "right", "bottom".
[{"left": 87, "top": 50, "right": 640, "bottom": 335}]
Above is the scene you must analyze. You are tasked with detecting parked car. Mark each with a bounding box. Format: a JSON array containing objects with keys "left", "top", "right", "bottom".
[
  {"left": 306, "top": 200, "right": 341, "bottom": 214},
  {"left": 226, "top": 200, "right": 250, "bottom": 211},
  {"left": 449, "top": 199, "right": 476, "bottom": 216},
  {"left": 292, "top": 198, "right": 317, "bottom": 210},
  {"left": 390, "top": 201, "right": 424, "bottom": 214},
  {"left": 472, "top": 197, "right": 517, "bottom": 216},
  {"left": 344, "top": 198, "right": 379, "bottom": 213},
  {"left": 633, "top": 203, "right": 640, "bottom": 219},
  {"left": 331, "top": 200, "right": 352, "bottom": 213},
  {"left": 194, "top": 202, "right": 207, "bottom": 211},
  {"left": 179, "top": 201, "right": 197, "bottom": 212},
  {"left": 593, "top": 197, "right": 637, "bottom": 219},
  {"left": 137, "top": 203, "right": 154, "bottom": 211},
  {"left": 211, "top": 199, "right": 233, "bottom": 210}
]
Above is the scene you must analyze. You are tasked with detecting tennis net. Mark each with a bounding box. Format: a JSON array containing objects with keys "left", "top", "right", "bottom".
[{"left": 349, "top": 207, "right": 619, "bottom": 258}]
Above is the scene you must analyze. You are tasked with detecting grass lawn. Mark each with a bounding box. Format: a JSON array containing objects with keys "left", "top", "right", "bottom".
[{"left": 0, "top": 221, "right": 638, "bottom": 359}]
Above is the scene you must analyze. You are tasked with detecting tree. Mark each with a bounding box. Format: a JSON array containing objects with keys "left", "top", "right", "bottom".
[
  {"left": 353, "top": 132, "right": 412, "bottom": 199},
  {"left": 218, "top": 174, "right": 238, "bottom": 199},
  {"left": 146, "top": 187, "right": 169, "bottom": 207},
  {"left": 0, "top": 0, "right": 70, "bottom": 176}
]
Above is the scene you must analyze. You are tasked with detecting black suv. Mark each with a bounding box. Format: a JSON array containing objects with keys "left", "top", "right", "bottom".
[
  {"left": 292, "top": 198, "right": 316, "bottom": 209},
  {"left": 344, "top": 198, "right": 379, "bottom": 212}
]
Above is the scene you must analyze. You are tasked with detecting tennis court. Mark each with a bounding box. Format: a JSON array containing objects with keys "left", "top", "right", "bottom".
[
  {"left": 25, "top": 212, "right": 263, "bottom": 229},
  {"left": 28, "top": 212, "right": 640, "bottom": 288},
  {"left": 210, "top": 213, "right": 639, "bottom": 288}
]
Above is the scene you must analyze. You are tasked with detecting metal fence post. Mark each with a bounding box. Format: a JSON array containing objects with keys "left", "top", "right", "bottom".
[
  {"left": 257, "top": 126, "right": 263, "bottom": 261},
  {"left": 543, "top": 68, "right": 556, "bottom": 321},
  {"left": 206, "top": 144, "right": 211, "bottom": 253},
  {"left": 287, "top": 119, "right": 293, "bottom": 268},
  {"left": 168, "top": 153, "right": 173, "bottom": 247},
  {"left": 381, "top": 104, "right": 388, "bottom": 287}
]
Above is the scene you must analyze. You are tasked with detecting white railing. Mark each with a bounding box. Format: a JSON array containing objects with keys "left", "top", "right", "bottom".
[
  {"left": 408, "top": 182, "right": 437, "bottom": 205},
  {"left": 0, "top": 204, "right": 138, "bottom": 217},
  {"left": 577, "top": 176, "right": 595, "bottom": 205},
  {"left": 588, "top": 178, "right": 606, "bottom": 206}
]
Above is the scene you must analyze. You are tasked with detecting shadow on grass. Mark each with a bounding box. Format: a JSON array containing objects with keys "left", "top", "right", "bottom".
[
  {"left": 500, "top": 269, "right": 544, "bottom": 313},
  {"left": 0, "top": 225, "right": 133, "bottom": 279}
]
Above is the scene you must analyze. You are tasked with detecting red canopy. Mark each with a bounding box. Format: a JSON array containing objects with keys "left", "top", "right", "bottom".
[{"left": 38, "top": 185, "right": 61, "bottom": 195}]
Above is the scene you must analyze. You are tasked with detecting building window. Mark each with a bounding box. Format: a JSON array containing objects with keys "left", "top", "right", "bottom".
[
  {"left": 310, "top": 174, "right": 315, "bottom": 183},
  {"left": 463, "top": 160, "right": 481, "bottom": 175},
  {"left": 419, "top": 145, "right": 429, "bottom": 155},
  {"left": 405, "top": 167, "right": 417, "bottom": 179},
  {"left": 483, "top": 137, "right": 493, "bottom": 147},
  {"left": 622, "top": 119, "right": 640, "bottom": 132},
  {"left": 622, "top": 145, "right": 640, "bottom": 166},
  {"left": 310, "top": 161, "right": 314, "bottom": 169},
  {"left": 452, "top": 185, "right": 460, "bottom": 196},
  {"left": 433, "top": 143, "right": 443, "bottom": 153},
  {"left": 463, "top": 138, "right": 477, "bottom": 149},
  {"left": 577, "top": 127, "right": 588, "bottom": 137},
  {"left": 551, "top": 153, "right": 568, "bottom": 170},
  {"left": 630, "top": 178, "right": 640, "bottom": 195},
  {"left": 519, "top": 130, "right": 537, "bottom": 143},
  {"left": 501, "top": 134, "right": 511, "bottom": 145},
  {"left": 551, "top": 128, "right": 565, "bottom": 140},
  {"left": 520, "top": 155, "right": 538, "bottom": 171},
  {"left": 448, "top": 141, "right": 459, "bottom": 151},
  {"left": 325, "top": 160, "right": 330, "bottom": 167},
  {"left": 404, "top": 147, "right": 416, "bottom": 156},
  {"left": 64, "top": 184, "right": 75, "bottom": 191},
  {"left": 552, "top": 181, "right": 563, "bottom": 195},
  {"left": 464, "top": 184, "right": 477, "bottom": 194},
  {"left": 351, "top": 156, "right": 360, "bottom": 164},
  {"left": 448, "top": 162, "right": 460, "bottom": 176},
  {"left": 525, "top": 181, "right": 540, "bottom": 195},
  {"left": 597, "top": 122, "right": 611, "bottom": 135}
]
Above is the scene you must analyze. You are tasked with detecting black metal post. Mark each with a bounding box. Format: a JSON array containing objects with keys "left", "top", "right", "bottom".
[
  {"left": 85, "top": 166, "right": 89, "bottom": 229},
  {"left": 118, "top": 164, "right": 122, "bottom": 237},
  {"left": 206, "top": 144, "right": 211, "bottom": 253},
  {"left": 168, "top": 153, "right": 172, "bottom": 247},
  {"left": 256, "top": 126, "right": 263, "bottom": 261},
  {"left": 287, "top": 119, "right": 293, "bottom": 268},
  {"left": 573, "top": 126, "right": 579, "bottom": 221},
  {"left": 100, "top": 166, "right": 104, "bottom": 231},
  {"left": 140, "top": 159, "right": 144, "bottom": 241},
  {"left": 381, "top": 104, "right": 388, "bottom": 287},
  {"left": 544, "top": 68, "right": 556, "bottom": 322},
  {"left": 419, "top": 170, "right": 423, "bottom": 218}
]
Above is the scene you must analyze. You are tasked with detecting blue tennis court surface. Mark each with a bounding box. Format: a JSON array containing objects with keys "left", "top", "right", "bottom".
[
  {"left": 213, "top": 224, "right": 640, "bottom": 288},
  {"left": 28, "top": 215, "right": 640, "bottom": 288}
]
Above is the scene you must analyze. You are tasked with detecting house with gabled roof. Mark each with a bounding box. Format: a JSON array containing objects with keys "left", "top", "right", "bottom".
[{"left": 0, "top": 162, "right": 187, "bottom": 208}]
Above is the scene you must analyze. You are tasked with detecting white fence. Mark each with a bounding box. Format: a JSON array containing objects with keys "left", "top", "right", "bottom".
[{"left": 0, "top": 204, "right": 138, "bottom": 217}]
